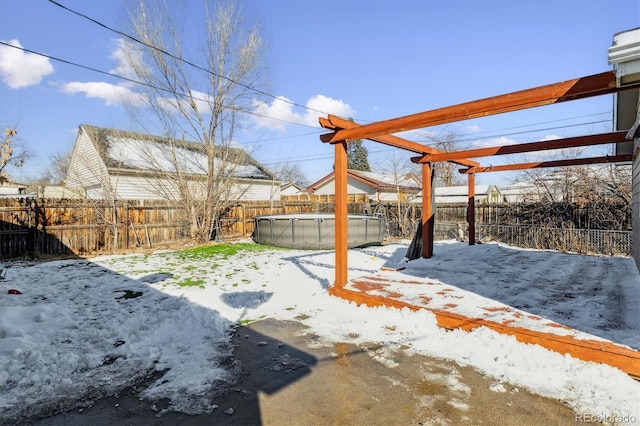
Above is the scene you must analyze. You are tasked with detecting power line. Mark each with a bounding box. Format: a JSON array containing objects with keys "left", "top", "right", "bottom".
[
  {"left": 453, "top": 119, "right": 611, "bottom": 144},
  {"left": 0, "top": 40, "right": 319, "bottom": 130},
  {"left": 236, "top": 130, "right": 325, "bottom": 146},
  {"left": 467, "top": 111, "right": 610, "bottom": 135},
  {"left": 261, "top": 118, "right": 616, "bottom": 165},
  {"left": 46, "top": 0, "right": 332, "bottom": 117}
]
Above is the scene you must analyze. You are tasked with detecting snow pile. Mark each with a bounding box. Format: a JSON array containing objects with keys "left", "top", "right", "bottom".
[{"left": 0, "top": 241, "right": 639, "bottom": 424}]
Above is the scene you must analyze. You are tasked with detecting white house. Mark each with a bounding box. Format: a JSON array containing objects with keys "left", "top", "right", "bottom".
[
  {"left": 36, "top": 185, "right": 84, "bottom": 199},
  {"left": 280, "top": 182, "right": 306, "bottom": 197},
  {"left": 307, "top": 169, "right": 421, "bottom": 202},
  {"left": 499, "top": 181, "right": 545, "bottom": 203},
  {"left": 65, "top": 125, "right": 280, "bottom": 201},
  {"left": 609, "top": 28, "right": 640, "bottom": 270},
  {"left": 432, "top": 185, "right": 502, "bottom": 204},
  {"left": 0, "top": 180, "right": 28, "bottom": 196}
]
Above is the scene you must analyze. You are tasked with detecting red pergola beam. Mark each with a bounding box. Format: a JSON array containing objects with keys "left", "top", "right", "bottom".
[
  {"left": 320, "top": 71, "right": 638, "bottom": 143},
  {"left": 460, "top": 154, "right": 632, "bottom": 174},
  {"left": 319, "top": 115, "right": 479, "bottom": 167},
  {"left": 412, "top": 131, "right": 629, "bottom": 163}
]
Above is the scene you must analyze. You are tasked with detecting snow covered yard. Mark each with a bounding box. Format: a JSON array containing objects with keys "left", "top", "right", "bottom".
[{"left": 0, "top": 240, "right": 639, "bottom": 424}]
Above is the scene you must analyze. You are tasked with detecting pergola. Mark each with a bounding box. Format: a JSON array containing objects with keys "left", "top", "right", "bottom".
[
  {"left": 319, "top": 70, "right": 638, "bottom": 288},
  {"left": 319, "top": 70, "right": 640, "bottom": 378}
]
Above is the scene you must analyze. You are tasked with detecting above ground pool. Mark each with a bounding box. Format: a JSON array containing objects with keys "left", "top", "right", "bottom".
[{"left": 253, "top": 213, "right": 386, "bottom": 250}]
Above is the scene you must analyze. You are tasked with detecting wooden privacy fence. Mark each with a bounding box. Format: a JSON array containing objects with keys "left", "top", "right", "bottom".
[
  {"left": 0, "top": 197, "right": 633, "bottom": 258},
  {"left": 0, "top": 198, "right": 192, "bottom": 257},
  {"left": 0, "top": 198, "right": 369, "bottom": 258}
]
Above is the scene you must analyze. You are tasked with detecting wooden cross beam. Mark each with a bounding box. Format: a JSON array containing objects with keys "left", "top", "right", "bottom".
[
  {"left": 459, "top": 154, "right": 632, "bottom": 174},
  {"left": 318, "top": 115, "right": 479, "bottom": 167},
  {"left": 320, "top": 71, "right": 638, "bottom": 143},
  {"left": 411, "top": 131, "right": 629, "bottom": 163}
]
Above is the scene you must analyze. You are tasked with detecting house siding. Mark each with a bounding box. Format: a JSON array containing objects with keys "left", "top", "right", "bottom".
[
  {"left": 281, "top": 185, "right": 303, "bottom": 196},
  {"left": 633, "top": 144, "right": 640, "bottom": 270},
  {"left": 65, "top": 125, "right": 279, "bottom": 202},
  {"left": 103, "top": 175, "right": 278, "bottom": 201},
  {"left": 66, "top": 129, "right": 107, "bottom": 194},
  {"left": 314, "top": 177, "right": 375, "bottom": 198},
  {"left": 108, "top": 175, "right": 181, "bottom": 200},
  {"left": 228, "top": 181, "right": 280, "bottom": 201}
]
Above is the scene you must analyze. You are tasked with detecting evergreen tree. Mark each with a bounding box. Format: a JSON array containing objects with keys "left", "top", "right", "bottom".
[{"left": 346, "top": 140, "right": 371, "bottom": 171}]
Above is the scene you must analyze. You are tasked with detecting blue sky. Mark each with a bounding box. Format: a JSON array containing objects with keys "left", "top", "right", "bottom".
[{"left": 1, "top": 0, "right": 638, "bottom": 187}]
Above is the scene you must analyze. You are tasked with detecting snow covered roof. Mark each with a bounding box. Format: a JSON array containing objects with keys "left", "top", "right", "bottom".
[{"left": 80, "top": 124, "right": 274, "bottom": 180}]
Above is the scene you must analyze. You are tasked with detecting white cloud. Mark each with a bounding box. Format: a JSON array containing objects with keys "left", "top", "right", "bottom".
[
  {"left": 154, "top": 90, "right": 214, "bottom": 115},
  {"left": 62, "top": 81, "right": 146, "bottom": 106},
  {"left": 53, "top": 39, "right": 145, "bottom": 106},
  {"left": 251, "top": 94, "right": 355, "bottom": 131},
  {"left": 109, "top": 38, "right": 142, "bottom": 83},
  {"left": 0, "top": 39, "right": 54, "bottom": 89},
  {"left": 471, "top": 135, "right": 519, "bottom": 148},
  {"left": 466, "top": 124, "right": 481, "bottom": 133}
]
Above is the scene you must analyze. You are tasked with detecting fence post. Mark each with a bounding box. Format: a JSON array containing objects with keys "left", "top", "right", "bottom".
[
  {"left": 241, "top": 204, "right": 246, "bottom": 237},
  {"left": 124, "top": 203, "right": 129, "bottom": 249}
]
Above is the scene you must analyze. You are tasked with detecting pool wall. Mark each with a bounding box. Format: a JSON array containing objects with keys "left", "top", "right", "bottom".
[{"left": 253, "top": 213, "right": 386, "bottom": 249}]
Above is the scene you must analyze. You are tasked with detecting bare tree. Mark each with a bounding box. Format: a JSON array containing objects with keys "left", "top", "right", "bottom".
[
  {"left": 30, "top": 152, "right": 71, "bottom": 188},
  {"left": 374, "top": 151, "right": 418, "bottom": 236},
  {"left": 0, "top": 127, "right": 26, "bottom": 183},
  {"left": 65, "top": 136, "right": 123, "bottom": 248},
  {"left": 420, "top": 130, "right": 466, "bottom": 187},
  {"left": 273, "top": 162, "right": 308, "bottom": 187},
  {"left": 121, "top": 0, "right": 264, "bottom": 242},
  {"left": 513, "top": 146, "right": 632, "bottom": 203}
]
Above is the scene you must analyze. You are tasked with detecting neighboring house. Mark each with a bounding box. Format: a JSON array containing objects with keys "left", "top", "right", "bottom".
[
  {"left": 431, "top": 185, "right": 502, "bottom": 204},
  {"left": 35, "top": 185, "right": 85, "bottom": 199},
  {"left": 0, "top": 180, "right": 28, "bottom": 196},
  {"left": 280, "top": 182, "right": 306, "bottom": 197},
  {"left": 307, "top": 169, "right": 421, "bottom": 202},
  {"left": 499, "top": 181, "right": 545, "bottom": 203},
  {"left": 65, "top": 124, "right": 280, "bottom": 201}
]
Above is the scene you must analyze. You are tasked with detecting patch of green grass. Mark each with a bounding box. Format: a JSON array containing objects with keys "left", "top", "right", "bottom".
[
  {"left": 177, "top": 278, "right": 205, "bottom": 288},
  {"left": 176, "top": 242, "right": 287, "bottom": 260},
  {"left": 241, "top": 278, "right": 250, "bottom": 284}
]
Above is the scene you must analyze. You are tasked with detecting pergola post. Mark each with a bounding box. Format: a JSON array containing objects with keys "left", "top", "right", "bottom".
[
  {"left": 468, "top": 173, "right": 476, "bottom": 245},
  {"left": 421, "top": 162, "right": 434, "bottom": 258},
  {"left": 334, "top": 141, "right": 348, "bottom": 288}
]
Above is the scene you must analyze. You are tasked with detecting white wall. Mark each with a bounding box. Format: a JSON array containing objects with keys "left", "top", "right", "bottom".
[
  {"left": 633, "top": 143, "right": 640, "bottom": 271},
  {"left": 66, "top": 129, "right": 108, "bottom": 195},
  {"left": 313, "top": 176, "right": 375, "bottom": 197}
]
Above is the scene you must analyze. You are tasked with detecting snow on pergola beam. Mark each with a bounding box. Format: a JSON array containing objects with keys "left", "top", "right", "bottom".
[
  {"left": 411, "top": 131, "right": 629, "bottom": 164},
  {"left": 458, "top": 154, "right": 632, "bottom": 174},
  {"left": 320, "top": 71, "right": 639, "bottom": 143}
]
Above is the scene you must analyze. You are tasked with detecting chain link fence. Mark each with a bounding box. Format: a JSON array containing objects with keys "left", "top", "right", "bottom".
[
  {"left": 379, "top": 202, "right": 632, "bottom": 257},
  {"left": 475, "top": 224, "right": 632, "bottom": 256}
]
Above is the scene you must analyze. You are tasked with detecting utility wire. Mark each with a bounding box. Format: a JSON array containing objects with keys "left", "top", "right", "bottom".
[
  {"left": 452, "top": 120, "right": 611, "bottom": 144},
  {"left": 464, "top": 112, "right": 610, "bottom": 135},
  {"left": 0, "top": 40, "right": 319, "bottom": 130},
  {"left": 0, "top": 37, "right": 608, "bottom": 165},
  {"left": 33, "top": 2, "right": 619, "bottom": 145},
  {"left": 262, "top": 119, "right": 615, "bottom": 165},
  {"left": 46, "top": 0, "right": 332, "bottom": 117}
]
